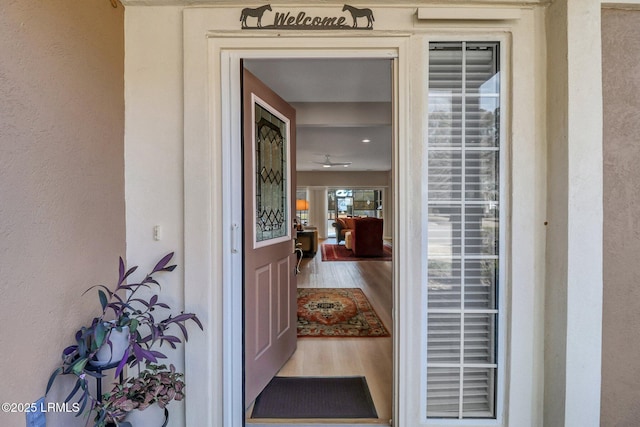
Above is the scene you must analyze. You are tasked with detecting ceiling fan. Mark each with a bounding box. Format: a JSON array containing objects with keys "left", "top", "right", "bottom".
[{"left": 313, "top": 154, "right": 352, "bottom": 168}]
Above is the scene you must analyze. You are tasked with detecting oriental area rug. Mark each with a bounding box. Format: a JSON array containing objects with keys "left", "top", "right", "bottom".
[
  {"left": 321, "top": 243, "right": 392, "bottom": 262},
  {"left": 297, "top": 288, "right": 390, "bottom": 338}
]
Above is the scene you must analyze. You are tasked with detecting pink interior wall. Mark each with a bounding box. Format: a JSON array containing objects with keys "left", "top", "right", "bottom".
[
  {"left": 601, "top": 8, "right": 640, "bottom": 427},
  {"left": 0, "top": 1, "right": 124, "bottom": 425}
]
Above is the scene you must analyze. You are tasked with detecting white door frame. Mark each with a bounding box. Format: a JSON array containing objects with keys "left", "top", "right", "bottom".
[
  {"left": 184, "top": 34, "right": 411, "bottom": 427},
  {"left": 182, "top": 20, "right": 552, "bottom": 426}
]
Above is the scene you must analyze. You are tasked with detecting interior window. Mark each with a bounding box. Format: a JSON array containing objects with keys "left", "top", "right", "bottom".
[{"left": 328, "top": 188, "right": 383, "bottom": 218}]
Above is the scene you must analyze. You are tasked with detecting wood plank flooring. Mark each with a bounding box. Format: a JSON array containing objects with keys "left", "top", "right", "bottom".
[{"left": 247, "top": 239, "right": 393, "bottom": 425}]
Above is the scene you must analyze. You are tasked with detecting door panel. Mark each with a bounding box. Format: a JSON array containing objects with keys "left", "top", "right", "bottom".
[
  {"left": 277, "top": 257, "right": 292, "bottom": 337},
  {"left": 254, "top": 265, "right": 272, "bottom": 358},
  {"left": 243, "top": 68, "right": 297, "bottom": 407}
]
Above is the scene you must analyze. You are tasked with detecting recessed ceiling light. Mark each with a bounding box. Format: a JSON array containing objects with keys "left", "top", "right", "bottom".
[
  {"left": 343, "top": 164, "right": 349, "bottom": 168},
  {"left": 362, "top": 139, "right": 371, "bottom": 144},
  {"left": 322, "top": 164, "right": 331, "bottom": 168}
]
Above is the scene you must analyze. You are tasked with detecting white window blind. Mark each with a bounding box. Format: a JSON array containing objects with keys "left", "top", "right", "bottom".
[{"left": 426, "top": 42, "right": 501, "bottom": 420}]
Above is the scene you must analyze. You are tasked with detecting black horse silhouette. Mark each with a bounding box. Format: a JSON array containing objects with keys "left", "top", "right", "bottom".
[
  {"left": 342, "top": 4, "right": 374, "bottom": 29},
  {"left": 240, "top": 4, "right": 272, "bottom": 28}
]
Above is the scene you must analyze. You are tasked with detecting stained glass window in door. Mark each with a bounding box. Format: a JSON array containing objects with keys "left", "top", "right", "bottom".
[{"left": 255, "top": 102, "right": 289, "bottom": 243}]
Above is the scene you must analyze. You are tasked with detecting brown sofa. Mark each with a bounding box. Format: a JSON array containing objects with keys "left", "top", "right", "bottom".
[
  {"left": 332, "top": 217, "right": 358, "bottom": 244},
  {"left": 352, "top": 217, "right": 384, "bottom": 257},
  {"left": 333, "top": 217, "right": 384, "bottom": 257}
]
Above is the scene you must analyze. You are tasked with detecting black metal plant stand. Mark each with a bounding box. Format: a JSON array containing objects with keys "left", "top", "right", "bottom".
[{"left": 85, "top": 360, "right": 125, "bottom": 402}]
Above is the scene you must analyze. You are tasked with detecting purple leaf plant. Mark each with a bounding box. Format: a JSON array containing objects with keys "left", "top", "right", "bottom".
[{"left": 46, "top": 252, "right": 203, "bottom": 427}]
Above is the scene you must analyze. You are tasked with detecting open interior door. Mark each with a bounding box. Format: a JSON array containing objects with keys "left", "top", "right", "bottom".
[{"left": 242, "top": 68, "right": 297, "bottom": 407}]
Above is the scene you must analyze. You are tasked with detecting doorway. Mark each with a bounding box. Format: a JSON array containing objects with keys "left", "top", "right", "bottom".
[
  {"left": 243, "top": 57, "right": 394, "bottom": 425},
  {"left": 182, "top": 37, "right": 412, "bottom": 427}
]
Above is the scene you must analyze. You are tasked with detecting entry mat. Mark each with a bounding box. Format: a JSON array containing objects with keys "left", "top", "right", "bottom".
[{"left": 251, "top": 376, "right": 378, "bottom": 419}]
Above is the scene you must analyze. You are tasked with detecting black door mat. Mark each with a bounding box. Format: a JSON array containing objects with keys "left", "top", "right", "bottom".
[{"left": 251, "top": 376, "right": 378, "bottom": 419}]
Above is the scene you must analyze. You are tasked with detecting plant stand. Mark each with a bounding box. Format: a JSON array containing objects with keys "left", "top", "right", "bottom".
[{"left": 86, "top": 360, "right": 125, "bottom": 402}]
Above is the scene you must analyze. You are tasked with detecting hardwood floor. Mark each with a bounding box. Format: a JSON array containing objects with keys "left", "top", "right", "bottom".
[{"left": 247, "top": 239, "right": 393, "bottom": 425}]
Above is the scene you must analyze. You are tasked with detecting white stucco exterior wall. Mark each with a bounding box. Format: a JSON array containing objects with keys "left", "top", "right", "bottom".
[
  {"left": 564, "top": 1, "right": 603, "bottom": 423},
  {"left": 545, "top": 0, "right": 604, "bottom": 426},
  {"left": 124, "top": 5, "right": 190, "bottom": 425},
  {"left": 122, "top": 1, "right": 603, "bottom": 426}
]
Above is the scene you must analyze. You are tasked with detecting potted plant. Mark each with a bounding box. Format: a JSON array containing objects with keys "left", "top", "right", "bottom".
[
  {"left": 99, "top": 364, "right": 184, "bottom": 426},
  {"left": 46, "top": 252, "right": 202, "bottom": 426}
]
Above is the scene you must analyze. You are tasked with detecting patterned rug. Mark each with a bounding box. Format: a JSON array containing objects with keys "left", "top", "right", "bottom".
[
  {"left": 321, "top": 243, "right": 392, "bottom": 262},
  {"left": 297, "top": 288, "right": 390, "bottom": 338}
]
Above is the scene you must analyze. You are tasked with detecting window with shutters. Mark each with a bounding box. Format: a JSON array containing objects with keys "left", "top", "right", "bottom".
[{"left": 426, "top": 41, "right": 503, "bottom": 420}]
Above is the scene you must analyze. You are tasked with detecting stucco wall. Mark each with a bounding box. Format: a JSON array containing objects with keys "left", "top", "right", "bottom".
[
  {"left": 545, "top": 2, "right": 570, "bottom": 424},
  {"left": 124, "top": 6, "right": 189, "bottom": 424},
  {"left": 0, "top": 1, "right": 125, "bottom": 426},
  {"left": 601, "top": 8, "right": 640, "bottom": 427},
  {"left": 545, "top": 1, "right": 605, "bottom": 425}
]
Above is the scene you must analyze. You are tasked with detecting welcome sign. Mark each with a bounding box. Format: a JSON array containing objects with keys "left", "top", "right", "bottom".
[{"left": 240, "top": 4, "right": 375, "bottom": 30}]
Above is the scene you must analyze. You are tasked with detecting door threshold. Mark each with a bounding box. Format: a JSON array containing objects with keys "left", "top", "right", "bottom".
[{"left": 246, "top": 419, "right": 391, "bottom": 427}]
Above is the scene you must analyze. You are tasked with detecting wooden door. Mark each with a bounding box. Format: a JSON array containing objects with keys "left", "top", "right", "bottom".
[{"left": 242, "top": 68, "right": 297, "bottom": 406}]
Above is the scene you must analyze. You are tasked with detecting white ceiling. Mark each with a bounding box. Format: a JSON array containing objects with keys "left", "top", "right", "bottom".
[{"left": 244, "top": 58, "right": 393, "bottom": 171}]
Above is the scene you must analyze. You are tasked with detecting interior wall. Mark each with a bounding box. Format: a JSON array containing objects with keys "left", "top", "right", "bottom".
[
  {"left": 297, "top": 170, "right": 390, "bottom": 187},
  {"left": 0, "top": 1, "right": 125, "bottom": 426},
  {"left": 601, "top": 8, "right": 640, "bottom": 427}
]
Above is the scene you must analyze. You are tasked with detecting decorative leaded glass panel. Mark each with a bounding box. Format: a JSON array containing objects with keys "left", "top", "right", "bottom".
[{"left": 255, "top": 102, "right": 288, "bottom": 243}]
